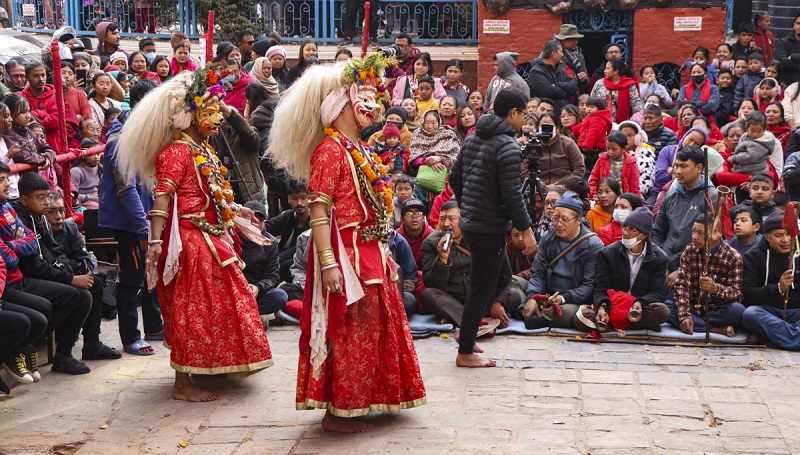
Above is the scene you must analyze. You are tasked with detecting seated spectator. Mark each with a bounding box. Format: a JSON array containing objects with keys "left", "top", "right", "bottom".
[
  {"left": 575, "top": 206, "right": 670, "bottom": 334},
  {"left": 441, "top": 58, "right": 470, "bottom": 106},
  {"left": 391, "top": 52, "right": 446, "bottom": 107},
  {"left": 278, "top": 229, "right": 311, "bottom": 303},
  {"left": 742, "top": 211, "right": 800, "bottom": 348},
  {"left": 376, "top": 123, "right": 408, "bottom": 175},
  {"left": 368, "top": 106, "right": 412, "bottom": 148},
  {"left": 408, "top": 110, "right": 459, "bottom": 192},
  {"left": 534, "top": 112, "right": 585, "bottom": 186},
  {"left": 712, "top": 43, "right": 735, "bottom": 72},
  {"left": 653, "top": 146, "right": 719, "bottom": 279},
  {"left": 782, "top": 81, "right": 799, "bottom": 128},
  {"left": 71, "top": 118, "right": 102, "bottom": 149},
  {"left": 641, "top": 103, "right": 678, "bottom": 157},
  {"left": 589, "top": 131, "right": 641, "bottom": 198},
  {"left": 654, "top": 126, "right": 708, "bottom": 196},
  {"left": 390, "top": 231, "right": 418, "bottom": 317},
  {"left": 727, "top": 206, "right": 762, "bottom": 256},
  {"left": 88, "top": 73, "right": 122, "bottom": 129},
  {"left": 597, "top": 192, "right": 644, "bottom": 246},
  {"left": 638, "top": 65, "right": 672, "bottom": 109},
  {"left": 715, "top": 68, "right": 737, "bottom": 127},
  {"left": 0, "top": 277, "right": 48, "bottom": 390},
  {"left": 439, "top": 96, "right": 458, "bottom": 129},
  {"left": 535, "top": 187, "right": 566, "bottom": 241},
  {"left": 783, "top": 134, "right": 800, "bottom": 201},
  {"left": 733, "top": 53, "right": 765, "bottom": 111},
  {"left": 618, "top": 120, "right": 656, "bottom": 199},
  {"left": 665, "top": 214, "right": 745, "bottom": 338},
  {"left": 737, "top": 99, "right": 758, "bottom": 123},
  {"left": 573, "top": 97, "right": 611, "bottom": 164},
  {"left": 755, "top": 78, "right": 781, "bottom": 112},
  {"left": 70, "top": 141, "right": 102, "bottom": 211},
  {"left": 455, "top": 105, "right": 478, "bottom": 144},
  {"left": 535, "top": 98, "right": 556, "bottom": 116},
  {"left": 765, "top": 102, "right": 792, "bottom": 150},
  {"left": 590, "top": 58, "right": 642, "bottom": 123},
  {"left": 677, "top": 63, "right": 719, "bottom": 123},
  {"left": 397, "top": 198, "right": 433, "bottom": 269},
  {"left": 558, "top": 104, "right": 581, "bottom": 141},
  {"left": 239, "top": 201, "right": 288, "bottom": 324},
  {"left": 494, "top": 227, "right": 537, "bottom": 327},
  {"left": 716, "top": 112, "right": 782, "bottom": 188},
  {"left": 4, "top": 94, "right": 59, "bottom": 191},
  {"left": 674, "top": 105, "right": 725, "bottom": 146},
  {"left": 0, "top": 102, "right": 20, "bottom": 199},
  {"left": 521, "top": 191, "right": 603, "bottom": 329},
  {"left": 468, "top": 90, "right": 485, "bottom": 114},
  {"left": 728, "top": 174, "right": 777, "bottom": 232},
  {"left": 392, "top": 175, "right": 415, "bottom": 229},
  {"left": 264, "top": 184, "right": 310, "bottom": 283},
  {"left": 150, "top": 55, "right": 172, "bottom": 83},
  {"left": 587, "top": 177, "right": 621, "bottom": 232}
]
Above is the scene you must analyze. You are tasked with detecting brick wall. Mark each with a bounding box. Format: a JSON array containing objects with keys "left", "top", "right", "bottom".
[{"left": 632, "top": 8, "right": 727, "bottom": 70}]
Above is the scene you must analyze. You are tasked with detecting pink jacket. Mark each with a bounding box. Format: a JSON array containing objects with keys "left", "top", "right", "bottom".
[{"left": 391, "top": 76, "right": 447, "bottom": 106}]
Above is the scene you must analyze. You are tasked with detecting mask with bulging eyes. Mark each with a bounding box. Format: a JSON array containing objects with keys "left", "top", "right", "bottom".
[
  {"left": 195, "top": 99, "right": 224, "bottom": 137},
  {"left": 349, "top": 84, "right": 380, "bottom": 129}
]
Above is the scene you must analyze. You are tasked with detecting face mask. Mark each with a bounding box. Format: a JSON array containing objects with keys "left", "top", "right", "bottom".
[
  {"left": 696, "top": 59, "right": 706, "bottom": 65},
  {"left": 143, "top": 52, "right": 155, "bottom": 63},
  {"left": 613, "top": 209, "right": 630, "bottom": 224},
  {"left": 621, "top": 236, "right": 641, "bottom": 249},
  {"left": 691, "top": 74, "right": 705, "bottom": 84},
  {"left": 388, "top": 121, "right": 403, "bottom": 130}
]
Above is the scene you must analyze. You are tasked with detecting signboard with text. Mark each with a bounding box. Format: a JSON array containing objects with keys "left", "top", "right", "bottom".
[
  {"left": 674, "top": 17, "right": 702, "bottom": 31},
  {"left": 483, "top": 20, "right": 510, "bottom": 34}
]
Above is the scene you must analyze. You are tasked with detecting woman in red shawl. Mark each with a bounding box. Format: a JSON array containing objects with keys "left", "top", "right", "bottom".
[
  {"left": 677, "top": 63, "right": 720, "bottom": 126},
  {"left": 590, "top": 58, "right": 642, "bottom": 123},
  {"left": 765, "top": 102, "right": 792, "bottom": 151}
]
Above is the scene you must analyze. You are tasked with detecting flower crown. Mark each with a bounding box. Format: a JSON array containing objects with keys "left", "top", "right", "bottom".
[
  {"left": 341, "top": 52, "right": 397, "bottom": 102},
  {"left": 184, "top": 64, "right": 234, "bottom": 111}
]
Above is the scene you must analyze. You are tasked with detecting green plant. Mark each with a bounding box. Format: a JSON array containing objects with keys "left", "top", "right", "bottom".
[{"left": 194, "top": 0, "right": 257, "bottom": 41}]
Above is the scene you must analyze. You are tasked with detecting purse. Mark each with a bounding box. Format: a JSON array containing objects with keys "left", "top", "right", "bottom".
[{"left": 415, "top": 164, "right": 447, "bottom": 193}]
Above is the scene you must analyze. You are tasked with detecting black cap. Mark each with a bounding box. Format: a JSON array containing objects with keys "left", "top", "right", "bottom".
[
  {"left": 252, "top": 39, "right": 274, "bottom": 57},
  {"left": 243, "top": 201, "right": 267, "bottom": 219},
  {"left": 401, "top": 198, "right": 427, "bottom": 217}
]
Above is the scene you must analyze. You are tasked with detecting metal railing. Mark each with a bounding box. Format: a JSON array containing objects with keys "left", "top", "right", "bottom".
[{"left": 11, "top": 0, "right": 477, "bottom": 44}]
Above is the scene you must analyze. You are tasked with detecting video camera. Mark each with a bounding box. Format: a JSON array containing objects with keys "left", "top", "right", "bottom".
[
  {"left": 377, "top": 45, "right": 402, "bottom": 58},
  {"left": 520, "top": 123, "right": 554, "bottom": 159}
]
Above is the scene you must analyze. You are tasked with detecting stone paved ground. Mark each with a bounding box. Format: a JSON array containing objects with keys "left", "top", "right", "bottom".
[{"left": 2, "top": 319, "right": 800, "bottom": 455}]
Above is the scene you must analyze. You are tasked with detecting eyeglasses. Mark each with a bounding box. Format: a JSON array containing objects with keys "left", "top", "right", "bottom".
[
  {"left": 622, "top": 225, "right": 640, "bottom": 234},
  {"left": 553, "top": 215, "right": 579, "bottom": 226},
  {"left": 405, "top": 211, "right": 424, "bottom": 218},
  {"left": 245, "top": 40, "right": 255, "bottom": 45},
  {"left": 396, "top": 44, "right": 410, "bottom": 49}
]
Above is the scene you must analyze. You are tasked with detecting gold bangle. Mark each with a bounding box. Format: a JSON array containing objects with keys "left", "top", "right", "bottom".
[
  {"left": 318, "top": 251, "right": 336, "bottom": 263},
  {"left": 317, "top": 248, "right": 333, "bottom": 256},
  {"left": 148, "top": 210, "right": 169, "bottom": 219},
  {"left": 320, "top": 263, "right": 339, "bottom": 271},
  {"left": 309, "top": 218, "right": 331, "bottom": 229}
]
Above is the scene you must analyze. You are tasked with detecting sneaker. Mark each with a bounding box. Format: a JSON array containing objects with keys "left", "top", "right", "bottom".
[
  {"left": 0, "top": 376, "right": 9, "bottom": 396},
  {"left": 24, "top": 350, "right": 40, "bottom": 382},
  {"left": 51, "top": 354, "right": 91, "bottom": 375},
  {"left": 337, "top": 37, "right": 352, "bottom": 47},
  {"left": 3, "top": 353, "right": 33, "bottom": 384}
]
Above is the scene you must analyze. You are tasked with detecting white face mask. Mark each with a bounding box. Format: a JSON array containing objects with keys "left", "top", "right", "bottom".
[
  {"left": 696, "top": 59, "right": 706, "bottom": 65},
  {"left": 621, "top": 236, "right": 642, "bottom": 249},
  {"left": 613, "top": 209, "right": 630, "bottom": 224}
]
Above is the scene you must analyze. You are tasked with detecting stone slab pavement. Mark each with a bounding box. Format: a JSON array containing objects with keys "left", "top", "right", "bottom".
[{"left": 1, "top": 318, "right": 800, "bottom": 455}]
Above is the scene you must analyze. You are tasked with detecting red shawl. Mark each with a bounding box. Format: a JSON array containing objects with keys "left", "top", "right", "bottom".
[
  {"left": 604, "top": 76, "right": 637, "bottom": 123},
  {"left": 685, "top": 79, "right": 711, "bottom": 103},
  {"left": 769, "top": 124, "right": 792, "bottom": 150}
]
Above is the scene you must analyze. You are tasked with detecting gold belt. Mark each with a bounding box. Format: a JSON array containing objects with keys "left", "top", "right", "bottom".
[{"left": 180, "top": 214, "right": 226, "bottom": 236}]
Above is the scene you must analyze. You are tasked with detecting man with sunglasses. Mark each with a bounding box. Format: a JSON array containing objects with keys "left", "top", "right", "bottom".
[{"left": 236, "top": 30, "right": 255, "bottom": 67}]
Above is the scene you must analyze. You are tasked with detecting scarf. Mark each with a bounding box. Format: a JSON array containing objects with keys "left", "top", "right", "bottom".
[
  {"left": 685, "top": 79, "right": 711, "bottom": 103},
  {"left": 170, "top": 57, "right": 197, "bottom": 75},
  {"left": 250, "top": 57, "right": 280, "bottom": 101},
  {"left": 408, "top": 112, "right": 461, "bottom": 164},
  {"left": 769, "top": 124, "right": 792, "bottom": 148},
  {"left": 563, "top": 47, "right": 584, "bottom": 74},
  {"left": 604, "top": 76, "right": 637, "bottom": 123}
]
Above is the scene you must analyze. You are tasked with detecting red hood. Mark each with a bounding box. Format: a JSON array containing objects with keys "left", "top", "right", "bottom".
[
  {"left": 21, "top": 84, "right": 55, "bottom": 100},
  {"left": 592, "top": 108, "right": 613, "bottom": 128}
]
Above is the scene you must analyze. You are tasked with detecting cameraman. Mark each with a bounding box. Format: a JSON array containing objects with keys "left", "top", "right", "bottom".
[{"left": 449, "top": 87, "right": 536, "bottom": 368}]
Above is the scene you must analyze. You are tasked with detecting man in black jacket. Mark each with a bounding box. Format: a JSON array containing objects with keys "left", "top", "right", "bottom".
[
  {"left": 742, "top": 211, "right": 800, "bottom": 349},
  {"left": 574, "top": 207, "right": 670, "bottom": 333},
  {"left": 775, "top": 13, "right": 800, "bottom": 86},
  {"left": 264, "top": 183, "right": 310, "bottom": 282},
  {"left": 241, "top": 201, "right": 288, "bottom": 322},
  {"left": 527, "top": 40, "right": 579, "bottom": 112},
  {"left": 642, "top": 103, "right": 678, "bottom": 157},
  {"left": 449, "top": 87, "right": 536, "bottom": 368}
]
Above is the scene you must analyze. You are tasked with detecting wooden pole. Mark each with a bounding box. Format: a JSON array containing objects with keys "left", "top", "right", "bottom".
[
  {"left": 51, "top": 40, "right": 74, "bottom": 218},
  {"left": 361, "top": 2, "right": 370, "bottom": 58},
  {"left": 703, "top": 147, "right": 710, "bottom": 343}
]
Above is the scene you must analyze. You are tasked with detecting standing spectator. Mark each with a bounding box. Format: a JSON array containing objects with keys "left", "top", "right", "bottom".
[
  {"left": 88, "top": 73, "right": 122, "bottom": 130},
  {"left": 95, "top": 21, "right": 121, "bottom": 60},
  {"left": 677, "top": 63, "right": 720, "bottom": 124},
  {"left": 486, "top": 52, "right": 529, "bottom": 109},
  {"left": 774, "top": 13, "right": 800, "bottom": 86},
  {"left": 441, "top": 59, "right": 470, "bottom": 106},
  {"left": 267, "top": 46, "right": 289, "bottom": 93},
  {"left": 641, "top": 103, "right": 678, "bottom": 156},
  {"left": 264, "top": 184, "right": 310, "bottom": 283},
  {"left": 753, "top": 12, "right": 774, "bottom": 63},
  {"left": 236, "top": 30, "right": 255, "bottom": 68},
  {"left": 591, "top": 58, "right": 642, "bottom": 123},
  {"left": 590, "top": 43, "right": 623, "bottom": 88},
  {"left": 218, "top": 61, "right": 257, "bottom": 115},
  {"left": 150, "top": 55, "right": 172, "bottom": 83},
  {"left": 248, "top": 60, "right": 280, "bottom": 103},
  {"left": 245, "top": 40, "right": 275, "bottom": 72},
  {"left": 390, "top": 33, "right": 420, "bottom": 77},
  {"left": 5, "top": 59, "right": 27, "bottom": 93},
  {"left": 338, "top": 0, "right": 378, "bottom": 47},
  {"left": 527, "top": 40, "right": 579, "bottom": 112},
  {"left": 170, "top": 40, "right": 197, "bottom": 75},
  {"left": 61, "top": 62, "right": 92, "bottom": 123},
  {"left": 127, "top": 52, "right": 159, "bottom": 85},
  {"left": 731, "top": 22, "right": 761, "bottom": 60},
  {"left": 286, "top": 39, "right": 318, "bottom": 87},
  {"left": 22, "top": 62, "right": 79, "bottom": 154},
  {"left": 556, "top": 25, "right": 589, "bottom": 94}
]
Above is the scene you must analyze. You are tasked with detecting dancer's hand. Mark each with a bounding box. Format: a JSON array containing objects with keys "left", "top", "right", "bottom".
[
  {"left": 322, "top": 267, "right": 344, "bottom": 296},
  {"left": 146, "top": 243, "right": 162, "bottom": 275}
]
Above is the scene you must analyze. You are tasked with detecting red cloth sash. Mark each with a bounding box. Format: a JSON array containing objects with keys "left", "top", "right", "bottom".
[{"left": 604, "top": 76, "right": 637, "bottom": 123}]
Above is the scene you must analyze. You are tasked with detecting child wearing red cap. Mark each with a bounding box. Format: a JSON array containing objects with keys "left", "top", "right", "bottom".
[{"left": 376, "top": 122, "right": 409, "bottom": 173}]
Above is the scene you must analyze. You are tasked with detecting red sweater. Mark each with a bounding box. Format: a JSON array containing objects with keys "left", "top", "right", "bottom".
[
  {"left": 21, "top": 84, "right": 79, "bottom": 154},
  {"left": 588, "top": 151, "right": 641, "bottom": 197},
  {"left": 573, "top": 108, "right": 612, "bottom": 150},
  {"left": 597, "top": 220, "right": 623, "bottom": 246}
]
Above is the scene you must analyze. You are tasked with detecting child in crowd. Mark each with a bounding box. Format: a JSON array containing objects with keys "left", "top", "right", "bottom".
[
  {"left": 415, "top": 76, "right": 439, "bottom": 122},
  {"left": 441, "top": 59, "right": 470, "bottom": 106},
  {"left": 102, "top": 107, "right": 122, "bottom": 140},
  {"left": 597, "top": 192, "right": 644, "bottom": 246},
  {"left": 3, "top": 95, "right": 59, "bottom": 191},
  {"left": 754, "top": 77, "right": 781, "bottom": 111},
  {"left": 401, "top": 98, "right": 420, "bottom": 131},
  {"left": 376, "top": 123, "right": 408, "bottom": 173},
  {"left": 720, "top": 112, "right": 777, "bottom": 187},
  {"left": 392, "top": 175, "right": 415, "bottom": 229},
  {"left": 727, "top": 207, "right": 762, "bottom": 255},
  {"left": 728, "top": 174, "right": 778, "bottom": 230},
  {"left": 70, "top": 138, "right": 102, "bottom": 211},
  {"left": 733, "top": 53, "right": 765, "bottom": 110},
  {"left": 61, "top": 62, "right": 92, "bottom": 123},
  {"left": 88, "top": 73, "right": 121, "bottom": 131},
  {"left": 573, "top": 96, "right": 611, "bottom": 177},
  {"left": 715, "top": 68, "right": 736, "bottom": 126},
  {"left": 587, "top": 177, "right": 621, "bottom": 233},
  {"left": 29, "top": 122, "right": 45, "bottom": 141},
  {"left": 618, "top": 121, "right": 655, "bottom": 198},
  {"left": 589, "top": 131, "right": 641, "bottom": 198},
  {"left": 638, "top": 65, "right": 672, "bottom": 109}
]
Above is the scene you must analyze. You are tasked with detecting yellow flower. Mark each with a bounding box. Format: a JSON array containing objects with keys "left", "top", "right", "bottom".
[
  {"left": 194, "top": 96, "right": 203, "bottom": 106},
  {"left": 194, "top": 156, "right": 206, "bottom": 165},
  {"left": 219, "top": 165, "right": 228, "bottom": 175}
]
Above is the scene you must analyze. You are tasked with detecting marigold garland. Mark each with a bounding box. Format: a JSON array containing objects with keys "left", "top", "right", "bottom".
[{"left": 188, "top": 136, "right": 238, "bottom": 227}]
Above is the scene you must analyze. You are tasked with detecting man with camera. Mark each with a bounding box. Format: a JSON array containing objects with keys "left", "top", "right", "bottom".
[{"left": 449, "top": 87, "right": 536, "bottom": 368}]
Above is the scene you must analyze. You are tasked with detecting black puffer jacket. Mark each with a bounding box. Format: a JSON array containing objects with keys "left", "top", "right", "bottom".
[
  {"left": 449, "top": 114, "right": 531, "bottom": 235},
  {"left": 526, "top": 58, "right": 578, "bottom": 111},
  {"left": 644, "top": 123, "right": 678, "bottom": 157},
  {"left": 775, "top": 34, "right": 800, "bottom": 86},
  {"left": 239, "top": 231, "right": 281, "bottom": 295},
  {"left": 593, "top": 239, "right": 668, "bottom": 311},
  {"left": 11, "top": 200, "right": 74, "bottom": 284}
]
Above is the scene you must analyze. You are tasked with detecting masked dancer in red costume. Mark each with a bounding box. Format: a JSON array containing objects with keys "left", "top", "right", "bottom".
[
  {"left": 267, "top": 54, "right": 426, "bottom": 432},
  {"left": 116, "top": 66, "right": 273, "bottom": 402}
]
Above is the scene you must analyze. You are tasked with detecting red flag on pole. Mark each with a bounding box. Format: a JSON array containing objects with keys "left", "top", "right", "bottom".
[
  {"left": 783, "top": 202, "right": 800, "bottom": 238},
  {"left": 361, "top": 2, "right": 370, "bottom": 58}
]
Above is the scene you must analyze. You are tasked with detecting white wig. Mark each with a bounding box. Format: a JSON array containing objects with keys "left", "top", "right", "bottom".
[
  {"left": 117, "top": 71, "right": 195, "bottom": 187},
  {"left": 266, "top": 63, "right": 348, "bottom": 182}
]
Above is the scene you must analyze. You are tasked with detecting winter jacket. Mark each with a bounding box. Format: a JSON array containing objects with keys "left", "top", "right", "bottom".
[
  {"left": 561, "top": 47, "right": 589, "bottom": 94},
  {"left": 526, "top": 57, "right": 579, "bottom": 111},
  {"left": 597, "top": 220, "right": 622, "bottom": 247},
  {"left": 715, "top": 85, "right": 736, "bottom": 127},
  {"left": 390, "top": 232, "right": 418, "bottom": 293},
  {"left": 730, "top": 131, "right": 774, "bottom": 175},
  {"left": 391, "top": 75, "right": 447, "bottom": 106},
  {"left": 728, "top": 199, "right": 778, "bottom": 232},
  {"left": 731, "top": 41, "right": 762, "bottom": 61},
  {"left": 209, "top": 109, "right": 265, "bottom": 204},
  {"left": 95, "top": 21, "right": 121, "bottom": 58},
  {"left": 0, "top": 201, "right": 37, "bottom": 285},
  {"left": 743, "top": 237, "right": 800, "bottom": 310},
  {"left": 485, "top": 52, "right": 530, "bottom": 108},
  {"left": 11, "top": 200, "right": 75, "bottom": 285},
  {"left": 224, "top": 71, "right": 257, "bottom": 114},
  {"left": 449, "top": 114, "right": 532, "bottom": 235},
  {"left": 733, "top": 70, "right": 764, "bottom": 110},
  {"left": 654, "top": 126, "right": 709, "bottom": 191},
  {"left": 593, "top": 239, "right": 668, "bottom": 311},
  {"left": 630, "top": 143, "right": 657, "bottom": 198},
  {"left": 65, "top": 87, "right": 92, "bottom": 121},
  {"left": 586, "top": 205, "right": 612, "bottom": 233},
  {"left": 526, "top": 226, "right": 603, "bottom": 304},
  {"left": 638, "top": 81, "right": 672, "bottom": 108},
  {"left": 239, "top": 230, "right": 281, "bottom": 295},
  {"left": 398, "top": 222, "right": 434, "bottom": 269},
  {"left": 368, "top": 124, "right": 413, "bottom": 148},
  {"left": 643, "top": 124, "right": 678, "bottom": 156},
  {"left": 52, "top": 221, "right": 94, "bottom": 275},
  {"left": 264, "top": 209, "right": 309, "bottom": 263},
  {"left": 775, "top": 34, "right": 800, "bottom": 86},
  {"left": 289, "top": 230, "right": 311, "bottom": 288},
  {"left": 422, "top": 230, "right": 470, "bottom": 301},
  {"left": 535, "top": 133, "right": 586, "bottom": 185},
  {"left": 783, "top": 149, "right": 800, "bottom": 200},
  {"left": 652, "top": 179, "right": 718, "bottom": 271},
  {"left": 588, "top": 151, "right": 641, "bottom": 197},
  {"left": 574, "top": 108, "right": 612, "bottom": 150},
  {"left": 21, "top": 84, "right": 79, "bottom": 154},
  {"left": 98, "top": 116, "right": 152, "bottom": 236},
  {"left": 677, "top": 82, "right": 720, "bottom": 117},
  {"left": 782, "top": 83, "right": 800, "bottom": 125},
  {"left": 4, "top": 124, "right": 62, "bottom": 191},
  {"left": 590, "top": 79, "right": 643, "bottom": 121}
]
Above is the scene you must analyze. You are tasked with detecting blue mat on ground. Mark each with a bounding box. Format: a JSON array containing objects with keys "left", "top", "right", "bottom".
[
  {"left": 549, "top": 327, "right": 649, "bottom": 337},
  {"left": 495, "top": 320, "right": 550, "bottom": 335},
  {"left": 408, "top": 314, "right": 454, "bottom": 332},
  {"left": 646, "top": 324, "right": 749, "bottom": 344},
  {"left": 275, "top": 310, "right": 300, "bottom": 325}
]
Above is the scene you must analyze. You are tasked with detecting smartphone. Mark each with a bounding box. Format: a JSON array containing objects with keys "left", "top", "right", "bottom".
[
  {"left": 442, "top": 231, "right": 452, "bottom": 253},
  {"left": 76, "top": 69, "right": 88, "bottom": 86},
  {"left": 18, "top": 137, "right": 34, "bottom": 148},
  {"left": 540, "top": 123, "right": 555, "bottom": 136}
]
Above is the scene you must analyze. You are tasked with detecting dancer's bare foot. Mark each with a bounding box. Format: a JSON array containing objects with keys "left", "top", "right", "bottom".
[
  {"left": 710, "top": 325, "right": 736, "bottom": 338},
  {"left": 473, "top": 343, "right": 484, "bottom": 353},
  {"left": 172, "top": 383, "right": 218, "bottom": 402},
  {"left": 322, "top": 411, "right": 374, "bottom": 433},
  {"left": 453, "top": 331, "right": 483, "bottom": 352},
  {"left": 456, "top": 353, "right": 496, "bottom": 368}
]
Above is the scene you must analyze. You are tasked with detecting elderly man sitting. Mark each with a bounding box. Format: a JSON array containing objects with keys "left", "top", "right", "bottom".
[
  {"left": 574, "top": 207, "right": 670, "bottom": 335},
  {"left": 522, "top": 191, "right": 603, "bottom": 329}
]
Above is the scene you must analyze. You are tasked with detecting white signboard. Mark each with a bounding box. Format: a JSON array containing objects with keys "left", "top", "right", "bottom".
[
  {"left": 483, "top": 20, "right": 510, "bottom": 34},
  {"left": 674, "top": 16, "right": 702, "bottom": 32}
]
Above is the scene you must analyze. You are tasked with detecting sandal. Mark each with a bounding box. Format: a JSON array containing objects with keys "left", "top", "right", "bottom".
[
  {"left": 82, "top": 342, "right": 123, "bottom": 360},
  {"left": 144, "top": 330, "right": 165, "bottom": 341},
  {"left": 51, "top": 354, "right": 91, "bottom": 375},
  {"left": 123, "top": 340, "right": 155, "bottom": 356}
]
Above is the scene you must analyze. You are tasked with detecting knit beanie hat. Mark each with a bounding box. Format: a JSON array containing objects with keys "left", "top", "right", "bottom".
[
  {"left": 644, "top": 103, "right": 662, "bottom": 117},
  {"left": 109, "top": 51, "right": 127, "bottom": 65},
  {"left": 623, "top": 206, "right": 654, "bottom": 236},
  {"left": 383, "top": 122, "right": 401, "bottom": 139},
  {"left": 554, "top": 191, "right": 583, "bottom": 216},
  {"left": 385, "top": 106, "right": 408, "bottom": 124},
  {"left": 762, "top": 210, "right": 784, "bottom": 233},
  {"left": 252, "top": 39, "right": 274, "bottom": 57},
  {"left": 266, "top": 46, "right": 287, "bottom": 60}
]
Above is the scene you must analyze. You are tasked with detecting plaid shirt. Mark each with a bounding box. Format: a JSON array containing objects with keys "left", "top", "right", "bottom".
[{"left": 674, "top": 241, "right": 743, "bottom": 321}]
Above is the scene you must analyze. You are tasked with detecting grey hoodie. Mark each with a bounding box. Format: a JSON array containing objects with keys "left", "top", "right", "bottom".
[{"left": 485, "top": 52, "right": 529, "bottom": 108}]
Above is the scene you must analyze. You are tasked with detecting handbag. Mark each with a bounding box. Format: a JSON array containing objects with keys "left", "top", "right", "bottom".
[{"left": 415, "top": 165, "right": 447, "bottom": 193}]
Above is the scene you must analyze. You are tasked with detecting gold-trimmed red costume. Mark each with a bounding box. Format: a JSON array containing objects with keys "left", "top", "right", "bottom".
[
  {"left": 153, "top": 142, "right": 273, "bottom": 374},
  {"left": 296, "top": 135, "right": 426, "bottom": 417}
]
